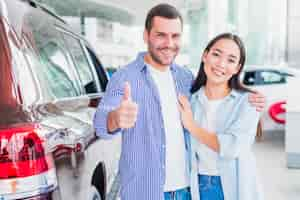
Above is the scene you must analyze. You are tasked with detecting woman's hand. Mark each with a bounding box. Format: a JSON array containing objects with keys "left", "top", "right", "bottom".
[
  {"left": 248, "top": 91, "right": 266, "bottom": 112},
  {"left": 178, "top": 94, "right": 220, "bottom": 152},
  {"left": 178, "top": 94, "right": 195, "bottom": 131}
]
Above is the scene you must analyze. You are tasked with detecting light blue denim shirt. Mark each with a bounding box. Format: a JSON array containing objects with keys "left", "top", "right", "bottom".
[{"left": 189, "top": 87, "right": 264, "bottom": 200}]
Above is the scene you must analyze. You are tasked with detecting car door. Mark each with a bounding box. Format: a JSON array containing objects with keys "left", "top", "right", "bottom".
[
  {"left": 20, "top": 6, "right": 120, "bottom": 199},
  {"left": 254, "top": 70, "right": 287, "bottom": 105},
  {"left": 244, "top": 69, "right": 287, "bottom": 130}
]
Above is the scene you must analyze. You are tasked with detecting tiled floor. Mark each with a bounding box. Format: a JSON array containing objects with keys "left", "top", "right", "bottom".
[{"left": 254, "top": 130, "right": 300, "bottom": 200}]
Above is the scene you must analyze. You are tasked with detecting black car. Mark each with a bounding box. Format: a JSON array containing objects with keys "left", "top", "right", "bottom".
[{"left": 0, "top": 0, "right": 121, "bottom": 199}]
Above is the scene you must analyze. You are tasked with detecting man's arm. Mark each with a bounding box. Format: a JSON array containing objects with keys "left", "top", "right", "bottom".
[
  {"left": 248, "top": 91, "right": 266, "bottom": 112},
  {"left": 93, "top": 73, "right": 138, "bottom": 139}
]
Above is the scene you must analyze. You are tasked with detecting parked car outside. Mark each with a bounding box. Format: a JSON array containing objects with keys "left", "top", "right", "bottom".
[
  {"left": 241, "top": 65, "right": 300, "bottom": 131},
  {"left": 0, "top": 0, "right": 121, "bottom": 200}
]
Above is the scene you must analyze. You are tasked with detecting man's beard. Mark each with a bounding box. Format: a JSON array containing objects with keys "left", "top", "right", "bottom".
[{"left": 148, "top": 46, "right": 178, "bottom": 66}]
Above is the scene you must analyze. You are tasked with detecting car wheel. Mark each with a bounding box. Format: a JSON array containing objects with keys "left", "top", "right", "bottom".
[
  {"left": 91, "top": 162, "right": 106, "bottom": 200},
  {"left": 88, "top": 185, "right": 102, "bottom": 200}
]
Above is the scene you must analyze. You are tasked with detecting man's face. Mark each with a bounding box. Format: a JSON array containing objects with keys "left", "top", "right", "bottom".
[{"left": 144, "top": 16, "right": 182, "bottom": 68}]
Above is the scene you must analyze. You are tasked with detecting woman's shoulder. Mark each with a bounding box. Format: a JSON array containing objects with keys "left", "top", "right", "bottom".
[{"left": 231, "top": 89, "right": 251, "bottom": 102}]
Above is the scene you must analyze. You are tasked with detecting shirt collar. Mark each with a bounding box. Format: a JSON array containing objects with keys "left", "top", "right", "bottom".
[
  {"left": 196, "top": 87, "right": 239, "bottom": 102},
  {"left": 135, "top": 51, "right": 177, "bottom": 72}
]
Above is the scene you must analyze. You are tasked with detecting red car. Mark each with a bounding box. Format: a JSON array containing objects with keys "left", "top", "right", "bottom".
[{"left": 0, "top": 0, "right": 121, "bottom": 199}]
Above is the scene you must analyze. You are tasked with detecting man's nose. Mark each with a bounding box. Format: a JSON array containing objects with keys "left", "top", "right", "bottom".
[{"left": 164, "top": 36, "right": 175, "bottom": 47}]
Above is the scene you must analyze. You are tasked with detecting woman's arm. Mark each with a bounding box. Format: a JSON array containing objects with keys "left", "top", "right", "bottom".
[
  {"left": 178, "top": 94, "right": 220, "bottom": 152},
  {"left": 187, "top": 123, "right": 220, "bottom": 152},
  {"left": 178, "top": 93, "right": 260, "bottom": 159}
]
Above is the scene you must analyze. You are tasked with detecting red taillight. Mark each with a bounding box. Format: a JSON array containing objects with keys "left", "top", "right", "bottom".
[
  {"left": 75, "top": 143, "right": 82, "bottom": 152},
  {"left": 0, "top": 123, "right": 54, "bottom": 179}
]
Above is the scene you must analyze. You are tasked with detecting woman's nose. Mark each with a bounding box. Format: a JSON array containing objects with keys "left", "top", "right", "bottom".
[{"left": 216, "top": 58, "right": 227, "bottom": 68}]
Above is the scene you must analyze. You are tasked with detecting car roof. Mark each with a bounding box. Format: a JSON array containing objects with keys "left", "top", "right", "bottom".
[
  {"left": 3, "top": 0, "right": 67, "bottom": 38},
  {"left": 0, "top": 0, "right": 8, "bottom": 20}
]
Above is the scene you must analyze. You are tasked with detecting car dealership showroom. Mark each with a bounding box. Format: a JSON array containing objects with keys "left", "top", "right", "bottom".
[{"left": 1, "top": 0, "right": 300, "bottom": 200}]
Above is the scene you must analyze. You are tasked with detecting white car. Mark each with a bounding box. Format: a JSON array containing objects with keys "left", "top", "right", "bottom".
[{"left": 241, "top": 65, "right": 300, "bottom": 131}]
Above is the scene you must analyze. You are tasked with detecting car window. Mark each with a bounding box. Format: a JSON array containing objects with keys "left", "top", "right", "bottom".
[
  {"left": 61, "top": 33, "right": 98, "bottom": 94},
  {"left": 86, "top": 47, "right": 108, "bottom": 92},
  {"left": 39, "top": 41, "right": 81, "bottom": 98},
  {"left": 21, "top": 8, "right": 84, "bottom": 100},
  {"left": 243, "top": 71, "right": 256, "bottom": 85},
  {"left": 259, "top": 71, "right": 285, "bottom": 84}
]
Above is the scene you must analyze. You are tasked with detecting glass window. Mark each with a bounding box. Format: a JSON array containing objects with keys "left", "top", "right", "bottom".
[
  {"left": 86, "top": 47, "right": 108, "bottom": 92},
  {"left": 61, "top": 33, "right": 98, "bottom": 94},
  {"left": 39, "top": 41, "right": 81, "bottom": 98},
  {"left": 22, "top": 10, "right": 82, "bottom": 99},
  {"left": 259, "top": 71, "right": 285, "bottom": 84},
  {"left": 243, "top": 71, "right": 256, "bottom": 85}
]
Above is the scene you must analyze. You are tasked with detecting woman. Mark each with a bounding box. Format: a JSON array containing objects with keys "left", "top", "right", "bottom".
[{"left": 178, "top": 33, "right": 263, "bottom": 200}]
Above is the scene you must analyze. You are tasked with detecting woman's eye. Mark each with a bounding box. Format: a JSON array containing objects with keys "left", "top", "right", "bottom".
[
  {"left": 228, "top": 59, "right": 236, "bottom": 63},
  {"left": 212, "top": 52, "right": 219, "bottom": 57},
  {"left": 156, "top": 34, "right": 163, "bottom": 38}
]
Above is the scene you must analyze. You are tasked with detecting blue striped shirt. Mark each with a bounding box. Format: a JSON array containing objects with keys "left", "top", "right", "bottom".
[{"left": 93, "top": 52, "right": 194, "bottom": 200}]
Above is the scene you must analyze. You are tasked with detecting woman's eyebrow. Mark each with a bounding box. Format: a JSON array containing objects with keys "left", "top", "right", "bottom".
[{"left": 213, "top": 48, "right": 238, "bottom": 59}]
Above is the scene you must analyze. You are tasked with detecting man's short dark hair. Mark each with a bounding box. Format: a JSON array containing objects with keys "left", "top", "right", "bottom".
[{"left": 145, "top": 3, "right": 183, "bottom": 32}]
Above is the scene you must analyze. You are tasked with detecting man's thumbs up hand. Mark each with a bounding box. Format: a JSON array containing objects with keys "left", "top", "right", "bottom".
[
  {"left": 114, "top": 82, "right": 138, "bottom": 129},
  {"left": 122, "top": 82, "right": 132, "bottom": 101}
]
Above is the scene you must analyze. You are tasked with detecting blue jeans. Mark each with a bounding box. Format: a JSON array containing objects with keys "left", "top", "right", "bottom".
[
  {"left": 198, "top": 175, "right": 224, "bottom": 200},
  {"left": 164, "top": 187, "right": 191, "bottom": 200}
]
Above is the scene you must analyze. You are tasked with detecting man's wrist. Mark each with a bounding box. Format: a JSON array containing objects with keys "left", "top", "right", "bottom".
[{"left": 107, "top": 110, "right": 119, "bottom": 133}]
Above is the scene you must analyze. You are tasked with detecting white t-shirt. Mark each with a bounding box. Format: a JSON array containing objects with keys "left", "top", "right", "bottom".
[
  {"left": 196, "top": 96, "right": 225, "bottom": 175},
  {"left": 148, "top": 65, "right": 188, "bottom": 191}
]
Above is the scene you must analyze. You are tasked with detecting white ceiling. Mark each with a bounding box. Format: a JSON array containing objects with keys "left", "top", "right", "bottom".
[{"left": 89, "top": 0, "right": 185, "bottom": 24}]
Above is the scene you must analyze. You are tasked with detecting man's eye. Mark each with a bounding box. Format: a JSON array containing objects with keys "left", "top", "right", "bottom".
[{"left": 173, "top": 35, "right": 180, "bottom": 39}]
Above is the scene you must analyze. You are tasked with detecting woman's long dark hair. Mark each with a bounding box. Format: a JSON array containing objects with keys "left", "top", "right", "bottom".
[
  {"left": 190, "top": 33, "right": 262, "bottom": 139},
  {"left": 191, "top": 33, "right": 250, "bottom": 94}
]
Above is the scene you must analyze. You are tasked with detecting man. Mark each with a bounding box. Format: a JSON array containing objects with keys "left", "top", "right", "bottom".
[{"left": 93, "top": 4, "right": 265, "bottom": 200}]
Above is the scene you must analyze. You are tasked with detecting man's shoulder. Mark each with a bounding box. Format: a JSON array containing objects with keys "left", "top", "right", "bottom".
[
  {"left": 111, "top": 59, "right": 141, "bottom": 78},
  {"left": 107, "top": 58, "right": 144, "bottom": 89},
  {"left": 173, "top": 63, "right": 194, "bottom": 81}
]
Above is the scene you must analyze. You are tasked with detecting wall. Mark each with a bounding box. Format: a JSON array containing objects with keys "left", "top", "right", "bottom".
[{"left": 286, "top": 0, "right": 300, "bottom": 168}]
